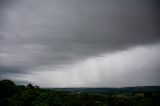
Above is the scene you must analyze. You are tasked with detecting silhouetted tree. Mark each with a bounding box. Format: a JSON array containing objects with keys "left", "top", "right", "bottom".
[
  {"left": 0, "top": 79, "right": 16, "bottom": 98},
  {"left": 27, "top": 83, "right": 34, "bottom": 89}
]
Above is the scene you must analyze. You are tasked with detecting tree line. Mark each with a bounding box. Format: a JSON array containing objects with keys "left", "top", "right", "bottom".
[{"left": 0, "top": 79, "right": 160, "bottom": 106}]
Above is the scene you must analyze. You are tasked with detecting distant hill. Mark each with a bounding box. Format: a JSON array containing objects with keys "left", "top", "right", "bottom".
[{"left": 48, "top": 86, "right": 160, "bottom": 93}]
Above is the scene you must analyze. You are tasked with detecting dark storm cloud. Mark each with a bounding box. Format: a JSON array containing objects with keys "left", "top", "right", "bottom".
[
  {"left": 71, "top": 0, "right": 160, "bottom": 46},
  {"left": 152, "top": 0, "right": 160, "bottom": 33},
  {"left": 0, "top": 0, "right": 160, "bottom": 76},
  {"left": 0, "top": 65, "right": 24, "bottom": 79}
]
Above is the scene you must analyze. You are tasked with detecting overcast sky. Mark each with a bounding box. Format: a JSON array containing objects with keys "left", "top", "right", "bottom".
[{"left": 0, "top": 0, "right": 160, "bottom": 87}]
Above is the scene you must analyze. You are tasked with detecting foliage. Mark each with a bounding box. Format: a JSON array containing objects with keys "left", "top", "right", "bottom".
[{"left": 0, "top": 79, "right": 160, "bottom": 106}]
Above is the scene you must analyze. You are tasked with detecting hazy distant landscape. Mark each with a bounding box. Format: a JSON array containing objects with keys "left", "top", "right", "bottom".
[{"left": 50, "top": 86, "right": 160, "bottom": 94}]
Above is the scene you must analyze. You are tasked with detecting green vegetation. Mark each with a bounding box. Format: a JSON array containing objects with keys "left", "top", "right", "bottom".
[{"left": 0, "top": 79, "right": 160, "bottom": 106}]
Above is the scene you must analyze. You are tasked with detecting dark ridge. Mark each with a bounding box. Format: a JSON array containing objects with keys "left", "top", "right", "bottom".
[{"left": 46, "top": 86, "right": 160, "bottom": 93}]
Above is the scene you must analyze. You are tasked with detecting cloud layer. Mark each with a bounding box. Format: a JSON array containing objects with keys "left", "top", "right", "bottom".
[
  {"left": 7, "top": 44, "right": 160, "bottom": 87},
  {"left": 0, "top": 0, "right": 160, "bottom": 87}
]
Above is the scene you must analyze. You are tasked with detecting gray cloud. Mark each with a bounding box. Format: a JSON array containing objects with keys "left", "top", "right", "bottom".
[
  {"left": 12, "top": 44, "right": 160, "bottom": 87},
  {"left": 0, "top": 0, "right": 160, "bottom": 81}
]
